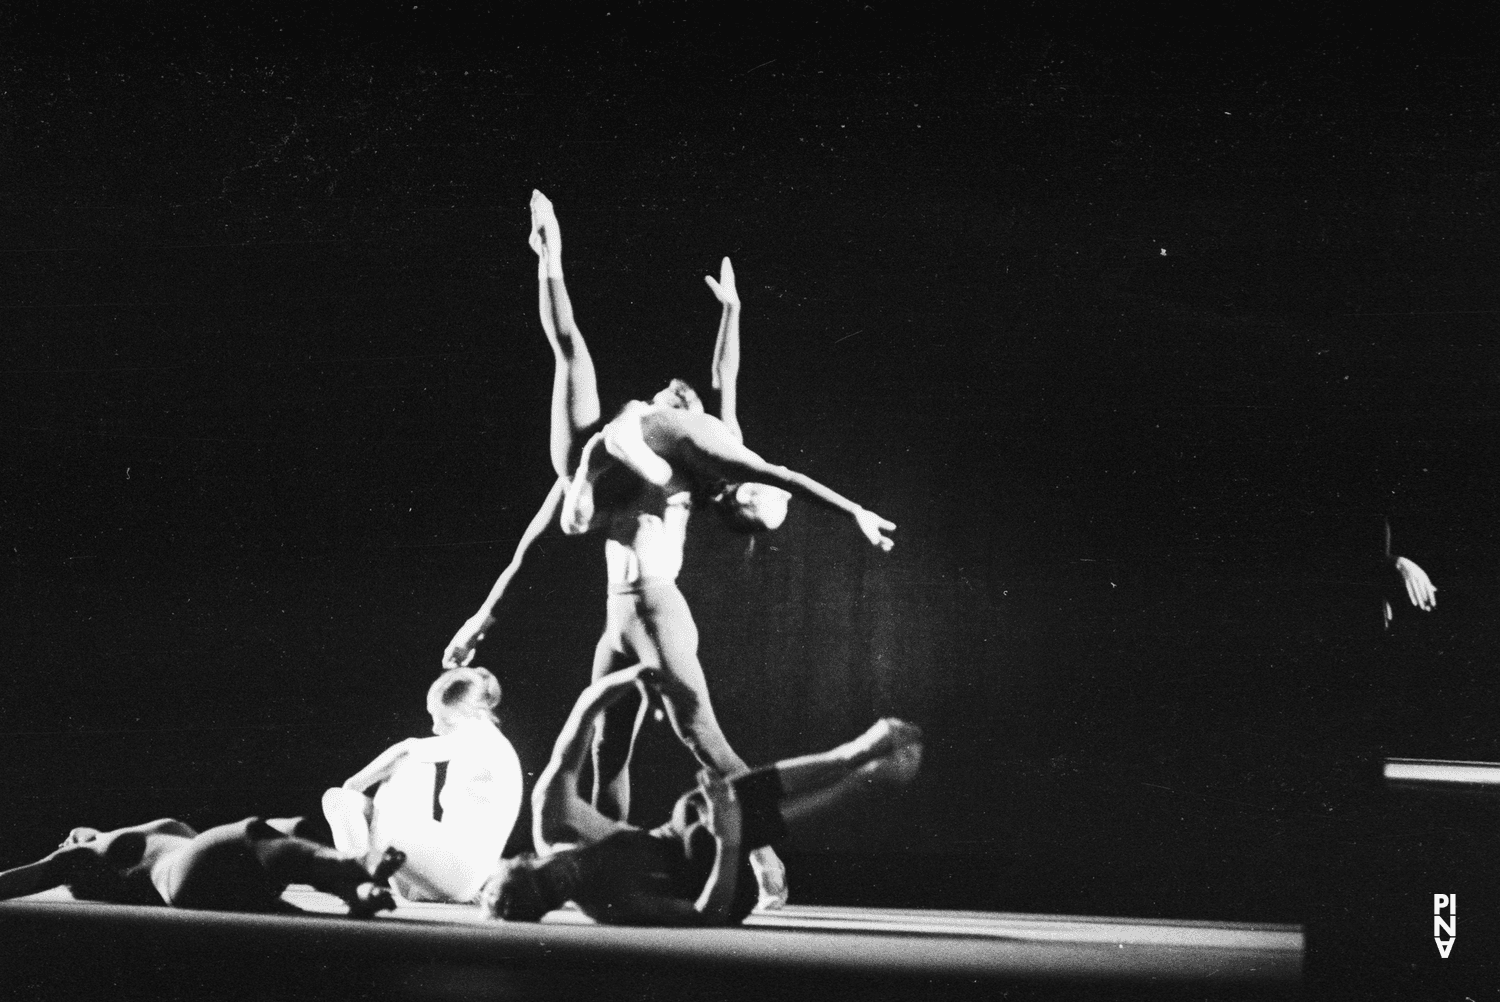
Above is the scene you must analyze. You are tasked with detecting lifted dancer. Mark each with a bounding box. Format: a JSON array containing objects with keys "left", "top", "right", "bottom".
[
  {"left": 0, "top": 816, "right": 402, "bottom": 916},
  {"left": 481, "top": 666, "right": 922, "bottom": 925},
  {"left": 445, "top": 193, "right": 896, "bottom": 906}
]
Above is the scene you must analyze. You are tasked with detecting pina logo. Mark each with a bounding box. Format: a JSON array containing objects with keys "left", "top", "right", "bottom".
[{"left": 1433, "top": 894, "right": 1456, "bottom": 958}]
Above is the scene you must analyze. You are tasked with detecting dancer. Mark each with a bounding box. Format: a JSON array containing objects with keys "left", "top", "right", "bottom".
[
  {"left": 480, "top": 666, "right": 922, "bottom": 925},
  {"left": 446, "top": 192, "right": 895, "bottom": 907},
  {"left": 321, "top": 667, "right": 523, "bottom": 903},
  {"left": 440, "top": 254, "right": 788, "bottom": 671},
  {"left": 0, "top": 816, "right": 401, "bottom": 915}
]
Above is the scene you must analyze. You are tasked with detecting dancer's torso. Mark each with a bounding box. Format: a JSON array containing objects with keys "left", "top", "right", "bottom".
[{"left": 604, "top": 485, "right": 693, "bottom": 588}]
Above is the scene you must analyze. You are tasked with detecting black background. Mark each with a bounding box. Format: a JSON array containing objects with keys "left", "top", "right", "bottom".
[{"left": 3, "top": 3, "right": 1498, "bottom": 985}]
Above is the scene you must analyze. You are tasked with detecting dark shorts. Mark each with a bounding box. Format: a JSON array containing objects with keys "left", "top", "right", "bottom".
[{"left": 730, "top": 768, "right": 789, "bottom": 849}]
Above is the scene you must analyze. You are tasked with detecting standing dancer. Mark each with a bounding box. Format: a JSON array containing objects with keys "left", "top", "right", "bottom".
[
  {"left": 482, "top": 666, "right": 922, "bottom": 925},
  {"left": 321, "top": 666, "right": 523, "bottom": 903},
  {"left": 445, "top": 191, "right": 896, "bottom": 906}
]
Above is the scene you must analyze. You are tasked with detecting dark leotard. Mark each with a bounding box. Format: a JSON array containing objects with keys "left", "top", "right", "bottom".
[{"left": 569, "top": 768, "right": 787, "bottom": 926}]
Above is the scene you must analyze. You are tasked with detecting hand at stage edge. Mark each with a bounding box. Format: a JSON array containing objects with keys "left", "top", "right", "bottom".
[{"left": 1393, "top": 555, "right": 1437, "bottom": 611}]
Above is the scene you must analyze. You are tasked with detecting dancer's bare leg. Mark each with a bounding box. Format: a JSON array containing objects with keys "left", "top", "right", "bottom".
[
  {"left": 588, "top": 624, "right": 649, "bottom": 820},
  {"left": 772, "top": 719, "right": 924, "bottom": 831},
  {"left": 321, "top": 788, "right": 374, "bottom": 860},
  {"left": 531, "top": 190, "right": 601, "bottom": 478},
  {"left": 635, "top": 595, "right": 789, "bottom": 907}
]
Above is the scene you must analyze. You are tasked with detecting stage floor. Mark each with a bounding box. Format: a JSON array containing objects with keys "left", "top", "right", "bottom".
[{"left": 2, "top": 887, "right": 1301, "bottom": 1000}]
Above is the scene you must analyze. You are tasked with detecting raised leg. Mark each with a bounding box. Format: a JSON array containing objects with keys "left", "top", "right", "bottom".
[
  {"left": 773, "top": 720, "right": 924, "bottom": 831},
  {"left": 531, "top": 190, "right": 602, "bottom": 478}
]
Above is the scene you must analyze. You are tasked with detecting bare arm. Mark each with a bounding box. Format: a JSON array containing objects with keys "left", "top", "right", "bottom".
[
  {"left": 443, "top": 479, "right": 566, "bottom": 669},
  {"left": 706, "top": 257, "right": 743, "bottom": 444},
  {"left": 606, "top": 772, "right": 743, "bottom": 927},
  {"left": 0, "top": 847, "right": 86, "bottom": 900},
  {"left": 342, "top": 739, "right": 416, "bottom": 792},
  {"left": 690, "top": 771, "right": 745, "bottom": 922},
  {"left": 646, "top": 410, "right": 896, "bottom": 550},
  {"left": 533, "top": 667, "right": 659, "bottom": 849}
]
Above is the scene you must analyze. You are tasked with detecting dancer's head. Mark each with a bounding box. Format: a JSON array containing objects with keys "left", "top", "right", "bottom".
[
  {"left": 58, "top": 828, "right": 146, "bottom": 903},
  {"left": 427, "top": 666, "right": 502, "bottom": 734},
  {"left": 653, "top": 378, "right": 704, "bottom": 413},
  {"left": 61, "top": 827, "right": 103, "bottom": 848},
  {"left": 713, "top": 482, "right": 791, "bottom": 533},
  {"left": 481, "top": 851, "right": 580, "bottom": 921}
]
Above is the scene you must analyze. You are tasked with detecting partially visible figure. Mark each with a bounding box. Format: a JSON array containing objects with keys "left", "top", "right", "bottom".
[
  {"left": 1383, "top": 519, "right": 1437, "bottom": 630},
  {"left": 480, "top": 666, "right": 923, "bottom": 926},
  {"left": 322, "top": 667, "right": 523, "bottom": 903},
  {"left": 0, "top": 816, "right": 401, "bottom": 916}
]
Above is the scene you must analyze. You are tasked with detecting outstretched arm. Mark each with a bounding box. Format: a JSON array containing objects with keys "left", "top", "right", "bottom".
[
  {"left": 0, "top": 847, "right": 87, "bottom": 900},
  {"left": 443, "top": 478, "right": 567, "bottom": 669},
  {"left": 706, "top": 257, "right": 743, "bottom": 444},
  {"left": 645, "top": 409, "right": 896, "bottom": 550}
]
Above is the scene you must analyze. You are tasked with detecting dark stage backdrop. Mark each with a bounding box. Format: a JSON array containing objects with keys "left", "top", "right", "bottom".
[{"left": 3, "top": 6, "right": 1498, "bottom": 927}]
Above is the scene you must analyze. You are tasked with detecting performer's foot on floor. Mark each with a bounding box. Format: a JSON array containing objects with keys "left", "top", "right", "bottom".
[
  {"left": 344, "top": 847, "right": 404, "bottom": 918},
  {"left": 750, "top": 846, "right": 789, "bottom": 911},
  {"left": 371, "top": 847, "right": 407, "bottom": 886},
  {"left": 345, "top": 882, "right": 396, "bottom": 918}
]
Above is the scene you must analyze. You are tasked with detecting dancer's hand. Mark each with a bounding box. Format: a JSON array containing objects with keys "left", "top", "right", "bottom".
[
  {"left": 1394, "top": 556, "right": 1437, "bottom": 611},
  {"left": 443, "top": 614, "right": 491, "bottom": 669},
  {"left": 854, "top": 508, "right": 897, "bottom": 552},
  {"left": 698, "top": 771, "right": 743, "bottom": 847},
  {"left": 704, "top": 257, "right": 740, "bottom": 309}
]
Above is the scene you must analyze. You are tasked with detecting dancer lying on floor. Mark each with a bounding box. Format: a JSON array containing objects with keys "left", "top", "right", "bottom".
[
  {"left": 480, "top": 665, "right": 922, "bottom": 925},
  {"left": 445, "top": 191, "right": 897, "bottom": 906},
  {"left": 322, "top": 666, "right": 523, "bottom": 903},
  {"left": 0, "top": 816, "right": 402, "bottom": 916}
]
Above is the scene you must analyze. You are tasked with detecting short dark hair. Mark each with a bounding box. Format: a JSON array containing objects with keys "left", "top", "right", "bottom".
[{"left": 482, "top": 854, "right": 556, "bottom": 922}]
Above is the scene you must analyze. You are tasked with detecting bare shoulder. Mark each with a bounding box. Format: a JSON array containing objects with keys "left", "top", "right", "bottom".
[{"left": 641, "top": 407, "right": 731, "bottom": 442}]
